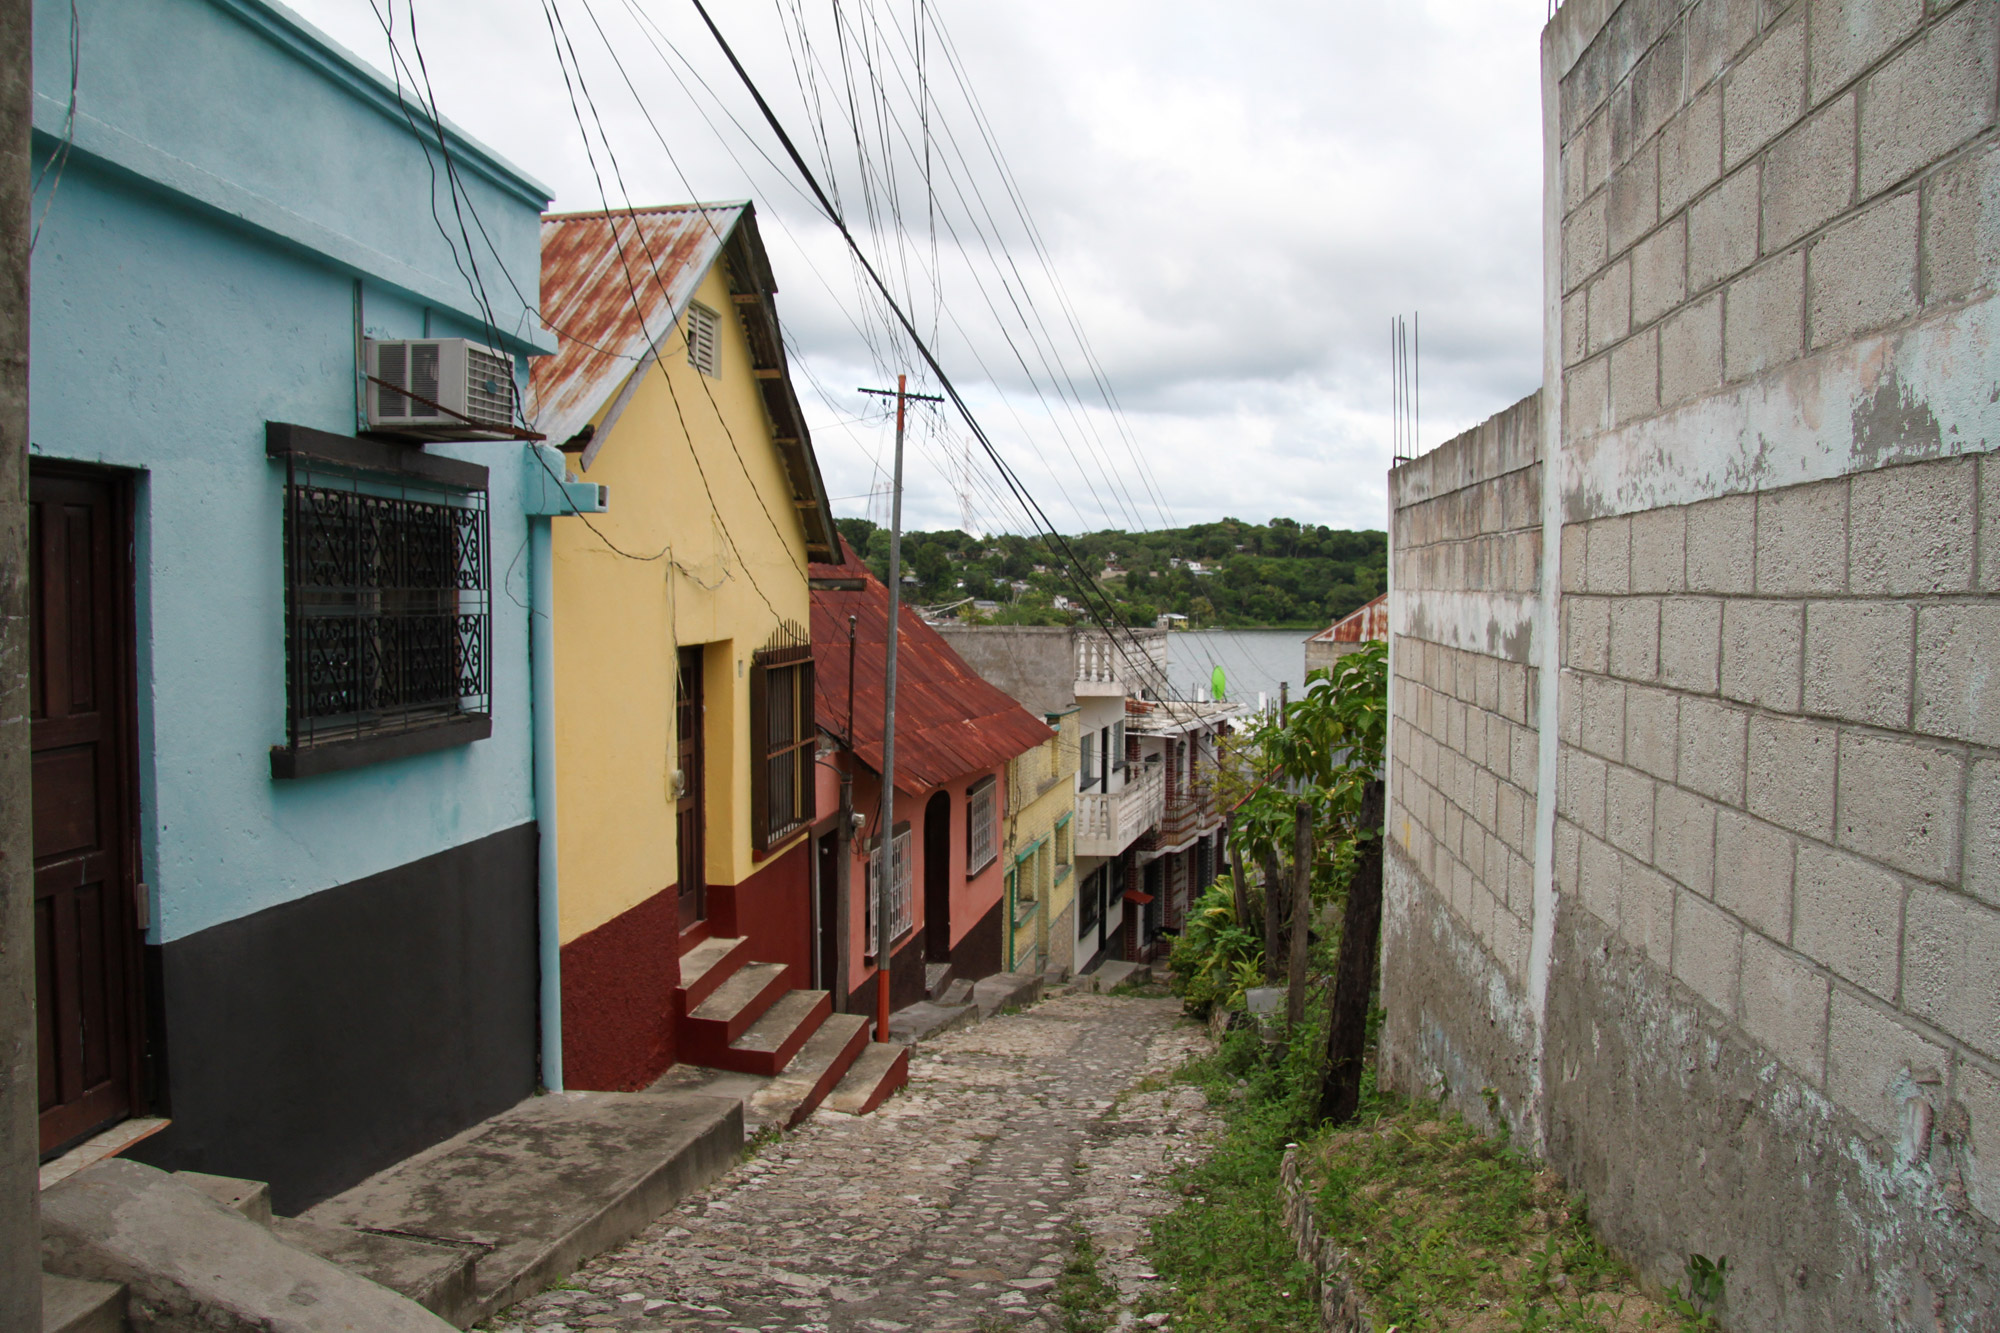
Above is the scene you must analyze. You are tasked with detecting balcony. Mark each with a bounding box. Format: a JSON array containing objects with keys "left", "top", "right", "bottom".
[
  {"left": 1157, "top": 786, "right": 1219, "bottom": 848},
  {"left": 1075, "top": 761, "right": 1165, "bottom": 858},
  {"left": 1073, "top": 629, "right": 1167, "bottom": 699}
]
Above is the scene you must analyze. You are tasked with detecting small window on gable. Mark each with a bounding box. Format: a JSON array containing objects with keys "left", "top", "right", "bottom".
[{"left": 687, "top": 301, "right": 721, "bottom": 378}]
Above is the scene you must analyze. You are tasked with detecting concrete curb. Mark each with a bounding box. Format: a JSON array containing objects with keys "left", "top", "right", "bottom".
[{"left": 1278, "top": 1146, "right": 1372, "bottom": 1333}]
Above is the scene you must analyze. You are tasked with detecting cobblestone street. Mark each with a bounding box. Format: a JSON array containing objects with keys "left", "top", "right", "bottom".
[{"left": 490, "top": 992, "right": 1215, "bottom": 1333}]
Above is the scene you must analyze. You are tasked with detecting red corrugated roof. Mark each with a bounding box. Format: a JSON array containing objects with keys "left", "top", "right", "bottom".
[
  {"left": 1307, "top": 592, "right": 1389, "bottom": 644},
  {"left": 812, "top": 540, "right": 1053, "bottom": 794}
]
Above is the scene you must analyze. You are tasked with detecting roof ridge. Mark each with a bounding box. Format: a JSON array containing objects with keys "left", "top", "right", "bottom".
[{"left": 541, "top": 200, "right": 751, "bottom": 223}]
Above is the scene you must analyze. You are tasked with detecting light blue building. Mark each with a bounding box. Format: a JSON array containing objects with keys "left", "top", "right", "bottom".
[{"left": 29, "top": 0, "right": 564, "bottom": 1210}]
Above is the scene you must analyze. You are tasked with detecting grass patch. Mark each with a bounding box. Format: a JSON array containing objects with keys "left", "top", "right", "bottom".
[
  {"left": 1055, "top": 1226, "right": 1117, "bottom": 1333},
  {"left": 1142, "top": 1029, "right": 1320, "bottom": 1333},
  {"left": 1144, "top": 1020, "right": 1701, "bottom": 1333},
  {"left": 1303, "top": 1093, "right": 1695, "bottom": 1331}
]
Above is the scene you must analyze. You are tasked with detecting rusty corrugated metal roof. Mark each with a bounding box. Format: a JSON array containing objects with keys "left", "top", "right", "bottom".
[
  {"left": 1306, "top": 592, "right": 1389, "bottom": 644},
  {"left": 528, "top": 202, "right": 839, "bottom": 560},
  {"left": 530, "top": 203, "right": 743, "bottom": 447},
  {"left": 813, "top": 540, "right": 1053, "bottom": 794}
]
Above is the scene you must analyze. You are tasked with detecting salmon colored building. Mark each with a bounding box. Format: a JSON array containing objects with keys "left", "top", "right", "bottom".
[
  {"left": 809, "top": 541, "right": 1053, "bottom": 1015},
  {"left": 530, "top": 202, "right": 850, "bottom": 1094}
]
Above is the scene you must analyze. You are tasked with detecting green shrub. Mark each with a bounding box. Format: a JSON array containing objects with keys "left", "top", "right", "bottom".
[{"left": 1166, "top": 880, "right": 1263, "bottom": 1016}]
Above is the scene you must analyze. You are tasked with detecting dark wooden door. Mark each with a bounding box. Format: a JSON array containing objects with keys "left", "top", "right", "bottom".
[
  {"left": 31, "top": 466, "right": 141, "bottom": 1157},
  {"left": 815, "top": 829, "right": 839, "bottom": 991},
  {"left": 676, "top": 646, "right": 705, "bottom": 928},
  {"left": 923, "top": 791, "right": 952, "bottom": 961}
]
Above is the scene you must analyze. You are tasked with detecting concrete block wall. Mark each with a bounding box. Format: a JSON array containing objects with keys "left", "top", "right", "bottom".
[
  {"left": 1381, "top": 2, "right": 2000, "bottom": 1328},
  {"left": 1380, "top": 393, "right": 1547, "bottom": 1128}
]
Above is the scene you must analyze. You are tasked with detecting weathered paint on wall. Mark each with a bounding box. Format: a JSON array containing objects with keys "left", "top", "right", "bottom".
[
  {"left": 1383, "top": 2, "right": 2000, "bottom": 1326},
  {"left": 839, "top": 760, "right": 1009, "bottom": 993},
  {"left": 26, "top": 0, "right": 549, "bottom": 946}
]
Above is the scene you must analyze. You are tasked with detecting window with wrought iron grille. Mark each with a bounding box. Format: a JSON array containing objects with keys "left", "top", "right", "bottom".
[
  {"left": 966, "top": 776, "right": 997, "bottom": 874},
  {"left": 687, "top": 301, "right": 721, "bottom": 378},
  {"left": 751, "top": 634, "right": 815, "bottom": 851},
  {"left": 864, "top": 823, "right": 913, "bottom": 957},
  {"left": 278, "top": 455, "right": 489, "bottom": 769}
]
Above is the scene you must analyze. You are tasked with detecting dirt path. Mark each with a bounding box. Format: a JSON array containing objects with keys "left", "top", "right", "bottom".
[{"left": 488, "top": 991, "right": 1214, "bottom": 1333}]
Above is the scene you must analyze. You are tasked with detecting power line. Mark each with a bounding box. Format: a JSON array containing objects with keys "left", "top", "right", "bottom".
[{"left": 683, "top": 0, "right": 1173, "bottom": 694}]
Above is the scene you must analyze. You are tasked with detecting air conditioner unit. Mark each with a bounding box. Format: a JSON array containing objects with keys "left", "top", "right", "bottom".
[{"left": 365, "top": 338, "right": 517, "bottom": 437}]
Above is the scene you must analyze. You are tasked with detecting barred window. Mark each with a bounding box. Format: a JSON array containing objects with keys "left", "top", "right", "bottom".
[
  {"left": 278, "top": 457, "right": 489, "bottom": 771},
  {"left": 966, "top": 776, "right": 997, "bottom": 875},
  {"left": 865, "top": 823, "right": 914, "bottom": 956},
  {"left": 751, "top": 635, "right": 815, "bottom": 851},
  {"left": 687, "top": 301, "right": 721, "bottom": 378}
]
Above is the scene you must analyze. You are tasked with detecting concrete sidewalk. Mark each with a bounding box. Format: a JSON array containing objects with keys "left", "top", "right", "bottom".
[{"left": 301, "top": 1090, "right": 741, "bottom": 1327}]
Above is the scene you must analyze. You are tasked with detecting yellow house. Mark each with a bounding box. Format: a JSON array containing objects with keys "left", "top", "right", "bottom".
[
  {"left": 530, "top": 203, "right": 851, "bottom": 1094},
  {"left": 1003, "top": 708, "right": 1079, "bottom": 976}
]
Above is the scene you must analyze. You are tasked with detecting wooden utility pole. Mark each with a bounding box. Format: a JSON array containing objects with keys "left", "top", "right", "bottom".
[{"left": 857, "top": 376, "right": 942, "bottom": 1041}]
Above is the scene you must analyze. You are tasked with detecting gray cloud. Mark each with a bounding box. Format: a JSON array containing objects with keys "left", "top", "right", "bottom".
[{"left": 288, "top": 0, "right": 1551, "bottom": 534}]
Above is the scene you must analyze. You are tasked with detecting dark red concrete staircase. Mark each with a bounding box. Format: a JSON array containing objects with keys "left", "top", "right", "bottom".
[{"left": 674, "top": 935, "right": 904, "bottom": 1122}]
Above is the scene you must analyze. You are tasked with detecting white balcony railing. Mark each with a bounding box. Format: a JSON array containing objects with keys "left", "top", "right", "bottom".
[
  {"left": 1075, "top": 761, "right": 1165, "bottom": 858},
  {"left": 1073, "top": 630, "right": 1168, "bottom": 698}
]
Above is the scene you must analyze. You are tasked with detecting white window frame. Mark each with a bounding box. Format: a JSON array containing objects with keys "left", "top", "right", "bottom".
[
  {"left": 686, "top": 301, "right": 722, "bottom": 378},
  {"left": 1079, "top": 732, "right": 1096, "bottom": 788},
  {"left": 865, "top": 824, "right": 915, "bottom": 956},
  {"left": 966, "top": 776, "right": 998, "bottom": 875}
]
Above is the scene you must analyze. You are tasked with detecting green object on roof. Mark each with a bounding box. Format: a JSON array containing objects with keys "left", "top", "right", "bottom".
[{"left": 1212, "top": 665, "right": 1226, "bottom": 701}]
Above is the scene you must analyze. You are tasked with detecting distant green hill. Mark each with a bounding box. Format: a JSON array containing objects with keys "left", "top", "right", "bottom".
[{"left": 833, "top": 516, "right": 1385, "bottom": 630}]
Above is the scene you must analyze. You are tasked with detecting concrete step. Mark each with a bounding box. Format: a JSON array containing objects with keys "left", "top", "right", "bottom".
[
  {"left": 886, "top": 999, "right": 976, "bottom": 1046},
  {"left": 683, "top": 962, "right": 790, "bottom": 1063},
  {"left": 172, "top": 1171, "right": 271, "bottom": 1225},
  {"left": 748, "top": 1012, "right": 871, "bottom": 1128},
  {"left": 1084, "top": 960, "right": 1149, "bottom": 993},
  {"left": 301, "top": 1090, "right": 741, "bottom": 1328},
  {"left": 41, "top": 1272, "right": 123, "bottom": 1333},
  {"left": 271, "top": 1217, "right": 478, "bottom": 1326},
  {"left": 823, "top": 1041, "right": 910, "bottom": 1116},
  {"left": 938, "top": 977, "right": 974, "bottom": 1006},
  {"left": 973, "top": 971, "right": 1042, "bottom": 1017},
  {"left": 924, "top": 962, "right": 953, "bottom": 999},
  {"left": 676, "top": 934, "right": 754, "bottom": 1012},
  {"left": 40, "top": 1158, "right": 454, "bottom": 1332},
  {"left": 708, "top": 989, "right": 830, "bottom": 1077}
]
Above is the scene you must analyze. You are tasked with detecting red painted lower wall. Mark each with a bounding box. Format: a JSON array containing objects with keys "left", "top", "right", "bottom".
[
  {"left": 560, "top": 885, "right": 680, "bottom": 1092},
  {"left": 709, "top": 838, "right": 813, "bottom": 988}
]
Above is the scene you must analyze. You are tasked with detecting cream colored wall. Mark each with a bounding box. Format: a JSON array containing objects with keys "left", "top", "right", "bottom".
[
  {"left": 1004, "top": 710, "right": 1078, "bottom": 971},
  {"left": 552, "top": 261, "right": 812, "bottom": 945}
]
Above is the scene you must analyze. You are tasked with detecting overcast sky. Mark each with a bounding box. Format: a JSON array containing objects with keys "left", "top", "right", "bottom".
[{"left": 288, "top": 0, "right": 1551, "bottom": 535}]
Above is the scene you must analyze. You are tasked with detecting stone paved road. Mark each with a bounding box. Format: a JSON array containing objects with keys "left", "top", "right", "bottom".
[{"left": 488, "top": 991, "right": 1215, "bottom": 1333}]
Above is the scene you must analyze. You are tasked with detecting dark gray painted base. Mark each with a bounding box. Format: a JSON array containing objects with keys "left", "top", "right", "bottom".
[{"left": 133, "top": 822, "right": 539, "bottom": 1214}]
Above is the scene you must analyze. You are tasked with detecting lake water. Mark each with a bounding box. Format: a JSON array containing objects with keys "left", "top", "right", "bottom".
[{"left": 1163, "top": 629, "right": 1316, "bottom": 709}]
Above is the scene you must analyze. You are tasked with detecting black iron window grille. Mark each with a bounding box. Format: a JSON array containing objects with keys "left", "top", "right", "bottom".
[{"left": 281, "top": 455, "right": 490, "bottom": 759}]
